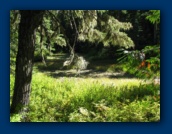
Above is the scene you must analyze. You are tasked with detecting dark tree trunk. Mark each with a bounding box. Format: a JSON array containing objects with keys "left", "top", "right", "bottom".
[
  {"left": 154, "top": 22, "right": 160, "bottom": 45},
  {"left": 10, "top": 10, "right": 45, "bottom": 114}
]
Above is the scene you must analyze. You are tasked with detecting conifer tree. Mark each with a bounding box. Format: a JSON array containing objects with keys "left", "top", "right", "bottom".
[
  {"left": 10, "top": 10, "right": 135, "bottom": 114},
  {"left": 10, "top": 10, "right": 45, "bottom": 114}
]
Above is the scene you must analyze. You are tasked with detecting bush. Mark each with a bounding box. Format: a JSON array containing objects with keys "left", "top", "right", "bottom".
[{"left": 117, "top": 45, "right": 160, "bottom": 79}]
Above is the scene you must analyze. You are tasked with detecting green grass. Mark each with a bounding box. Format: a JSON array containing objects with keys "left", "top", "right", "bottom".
[
  {"left": 10, "top": 72, "right": 160, "bottom": 122},
  {"left": 10, "top": 53, "right": 160, "bottom": 122}
]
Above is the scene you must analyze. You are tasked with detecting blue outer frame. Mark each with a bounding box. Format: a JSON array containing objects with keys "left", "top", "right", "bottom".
[{"left": 1, "top": 0, "right": 171, "bottom": 134}]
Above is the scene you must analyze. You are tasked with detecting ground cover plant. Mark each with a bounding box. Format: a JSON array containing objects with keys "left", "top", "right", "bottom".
[{"left": 10, "top": 54, "right": 160, "bottom": 122}]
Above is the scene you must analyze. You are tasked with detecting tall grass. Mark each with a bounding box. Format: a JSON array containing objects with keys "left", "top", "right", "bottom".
[{"left": 10, "top": 73, "right": 160, "bottom": 122}]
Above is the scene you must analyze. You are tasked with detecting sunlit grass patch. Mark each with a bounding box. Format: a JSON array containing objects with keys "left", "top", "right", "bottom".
[{"left": 10, "top": 72, "right": 160, "bottom": 122}]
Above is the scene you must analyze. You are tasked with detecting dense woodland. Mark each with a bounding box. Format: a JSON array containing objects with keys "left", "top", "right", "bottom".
[{"left": 10, "top": 10, "right": 160, "bottom": 122}]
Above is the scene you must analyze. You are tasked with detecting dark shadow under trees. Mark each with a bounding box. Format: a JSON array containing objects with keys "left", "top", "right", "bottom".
[{"left": 34, "top": 53, "right": 137, "bottom": 79}]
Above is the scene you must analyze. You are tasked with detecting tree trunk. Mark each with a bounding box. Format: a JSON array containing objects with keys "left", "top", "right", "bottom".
[
  {"left": 154, "top": 22, "right": 157, "bottom": 44},
  {"left": 10, "top": 10, "right": 45, "bottom": 114}
]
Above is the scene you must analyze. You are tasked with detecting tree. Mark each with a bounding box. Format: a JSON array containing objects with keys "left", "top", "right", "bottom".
[
  {"left": 146, "top": 10, "right": 160, "bottom": 44},
  {"left": 55, "top": 10, "right": 134, "bottom": 64},
  {"left": 10, "top": 10, "right": 135, "bottom": 114},
  {"left": 10, "top": 10, "right": 45, "bottom": 114},
  {"left": 108, "top": 10, "right": 159, "bottom": 49}
]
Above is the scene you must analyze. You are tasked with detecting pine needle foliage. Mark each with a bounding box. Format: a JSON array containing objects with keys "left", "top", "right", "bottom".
[
  {"left": 76, "top": 10, "right": 134, "bottom": 48},
  {"left": 57, "top": 10, "right": 134, "bottom": 49},
  {"left": 146, "top": 10, "right": 160, "bottom": 24}
]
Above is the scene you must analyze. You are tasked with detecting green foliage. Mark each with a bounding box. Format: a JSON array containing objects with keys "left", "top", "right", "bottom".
[
  {"left": 144, "top": 45, "right": 160, "bottom": 72},
  {"left": 10, "top": 75, "right": 15, "bottom": 105},
  {"left": 146, "top": 10, "right": 160, "bottom": 24},
  {"left": 10, "top": 73, "right": 160, "bottom": 122},
  {"left": 10, "top": 10, "right": 20, "bottom": 72},
  {"left": 10, "top": 114, "right": 22, "bottom": 122},
  {"left": 102, "top": 16, "right": 134, "bottom": 48},
  {"left": 117, "top": 45, "right": 160, "bottom": 78},
  {"left": 60, "top": 10, "right": 137, "bottom": 55},
  {"left": 41, "top": 13, "right": 67, "bottom": 47},
  {"left": 117, "top": 49, "right": 141, "bottom": 67},
  {"left": 55, "top": 34, "right": 67, "bottom": 46},
  {"left": 57, "top": 10, "right": 134, "bottom": 50}
]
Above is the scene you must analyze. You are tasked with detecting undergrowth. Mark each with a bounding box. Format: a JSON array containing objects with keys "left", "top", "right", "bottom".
[{"left": 10, "top": 72, "right": 160, "bottom": 122}]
